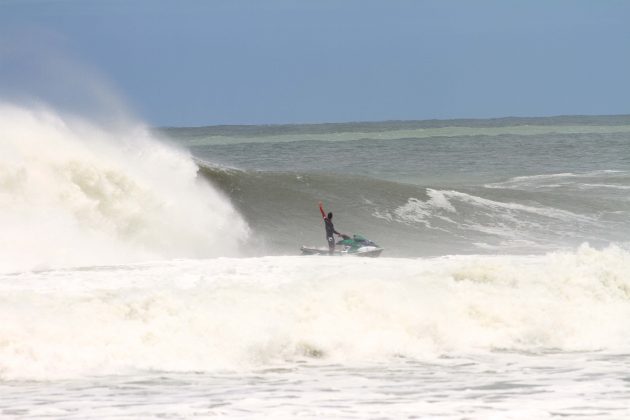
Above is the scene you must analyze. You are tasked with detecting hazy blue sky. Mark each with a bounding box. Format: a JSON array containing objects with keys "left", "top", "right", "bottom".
[{"left": 1, "top": 0, "right": 629, "bottom": 126}]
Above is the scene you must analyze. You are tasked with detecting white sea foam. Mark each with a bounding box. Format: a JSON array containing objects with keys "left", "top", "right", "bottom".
[
  {"left": 0, "top": 103, "right": 249, "bottom": 272},
  {"left": 388, "top": 189, "right": 457, "bottom": 226},
  {"left": 1, "top": 245, "right": 630, "bottom": 380},
  {"left": 442, "top": 190, "right": 591, "bottom": 221},
  {"left": 485, "top": 170, "right": 628, "bottom": 190},
  {"left": 578, "top": 183, "right": 630, "bottom": 190},
  {"left": 390, "top": 189, "right": 588, "bottom": 227},
  {"left": 385, "top": 188, "right": 594, "bottom": 245}
]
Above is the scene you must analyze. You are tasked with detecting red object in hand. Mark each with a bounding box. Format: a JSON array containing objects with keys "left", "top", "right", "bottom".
[{"left": 319, "top": 202, "right": 326, "bottom": 218}]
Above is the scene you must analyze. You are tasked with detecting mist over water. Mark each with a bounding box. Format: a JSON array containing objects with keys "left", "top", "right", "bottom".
[{"left": 0, "top": 34, "right": 251, "bottom": 271}]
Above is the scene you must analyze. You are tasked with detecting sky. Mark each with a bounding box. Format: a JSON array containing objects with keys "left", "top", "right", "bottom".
[{"left": 1, "top": 0, "right": 629, "bottom": 126}]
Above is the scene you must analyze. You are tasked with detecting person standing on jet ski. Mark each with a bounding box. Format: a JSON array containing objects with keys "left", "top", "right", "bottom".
[{"left": 319, "top": 202, "right": 345, "bottom": 255}]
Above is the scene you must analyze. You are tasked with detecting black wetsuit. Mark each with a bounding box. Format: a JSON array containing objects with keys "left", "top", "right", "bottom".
[{"left": 324, "top": 218, "right": 339, "bottom": 255}]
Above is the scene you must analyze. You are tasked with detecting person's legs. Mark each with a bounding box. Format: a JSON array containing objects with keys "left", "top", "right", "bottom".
[{"left": 327, "top": 237, "right": 335, "bottom": 255}]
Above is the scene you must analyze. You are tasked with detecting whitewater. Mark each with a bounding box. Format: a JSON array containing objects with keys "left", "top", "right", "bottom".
[
  {"left": 2, "top": 105, "right": 630, "bottom": 418},
  {"left": 0, "top": 103, "right": 248, "bottom": 273}
]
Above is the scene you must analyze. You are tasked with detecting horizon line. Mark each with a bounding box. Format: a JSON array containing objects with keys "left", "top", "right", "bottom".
[{"left": 158, "top": 113, "right": 630, "bottom": 130}]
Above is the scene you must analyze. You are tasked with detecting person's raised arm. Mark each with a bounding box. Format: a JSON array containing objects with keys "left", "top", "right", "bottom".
[{"left": 319, "top": 201, "right": 326, "bottom": 219}]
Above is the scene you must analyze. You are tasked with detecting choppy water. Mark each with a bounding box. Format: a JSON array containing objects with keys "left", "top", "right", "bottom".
[{"left": 2, "top": 106, "right": 630, "bottom": 418}]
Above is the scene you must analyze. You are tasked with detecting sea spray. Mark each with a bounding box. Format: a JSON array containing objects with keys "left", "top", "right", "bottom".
[{"left": 0, "top": 103, "right": 249, "bottom": 272}]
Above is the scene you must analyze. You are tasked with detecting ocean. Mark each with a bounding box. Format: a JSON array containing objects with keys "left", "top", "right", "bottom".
[{"left": 2, "top": 104, "right": 630, "bottom": 418}]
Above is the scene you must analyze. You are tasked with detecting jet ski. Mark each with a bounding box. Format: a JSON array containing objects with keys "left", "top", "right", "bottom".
[{"left": 301, "top": 234, "right": 384, "bottom": 257}]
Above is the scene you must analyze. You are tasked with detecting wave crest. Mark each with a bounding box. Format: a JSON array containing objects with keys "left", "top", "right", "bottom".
[{"left": 0, "top": 103, "right": 249, "bottom": 272}]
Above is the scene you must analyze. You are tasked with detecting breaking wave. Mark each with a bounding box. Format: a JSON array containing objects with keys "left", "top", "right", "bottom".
[
  {"left": 2, "top": 245, "right": 630, "bottom": 380},
  {"left": 197, "top": 161, "right": 630, "bottom": 255},
  {"left": 0, "top": 103, "right": 249, "bottom": 272}
]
